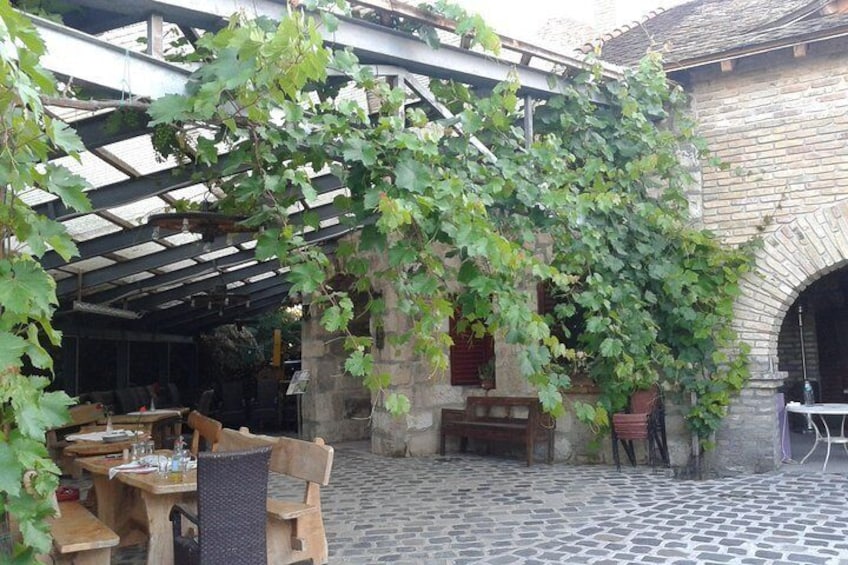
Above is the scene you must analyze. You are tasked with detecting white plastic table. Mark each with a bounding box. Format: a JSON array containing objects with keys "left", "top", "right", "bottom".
[{"left": 785, "top": 403, "right": 848, "bottom": 471}]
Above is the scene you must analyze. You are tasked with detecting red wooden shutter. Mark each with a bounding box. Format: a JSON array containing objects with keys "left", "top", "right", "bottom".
[{"left": 449, "top": 316, "right": 494, "bottom": 386}]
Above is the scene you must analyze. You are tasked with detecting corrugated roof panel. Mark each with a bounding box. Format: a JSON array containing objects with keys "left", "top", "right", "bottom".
[
  {"left": 62, "top": 214, "right": 123, "bottom": 241},
  {"left": 111, "top": 241, "right": 167, "bottom": 260},
  {"left": 224, "top": 260, "right": 258, "bottom": 272},
  {"left": 247, "top": 271, "right": 278, "bottom": 283},
  {"left": 111, "top": 271, "right": 155, "bottom": 285},
  {"left": 20, "top": 188, "right": 56, "bottom": 206},
  {"left": 68, "top": 256, "right": 117, "bottom": 272},
  {"left": 109, "top": 196, "right": 170, "bottom": 225},
  {"left": 100, "top": 135, "right": 180, "bottom": 176},
  {"left": 195, "top": 247, "right": 241, "bottom": 262},
  {"left": 52, "top": 152, "right": 129, "bottom": 188},
  {"left": 157, "top": 259, "right": 198, "bottom": 272},
  {"left": 164, "top": 183, "right": 216, "bottom": 203},
  {"left": 160, "top": 232, "right": 201, "bottom": 246}
]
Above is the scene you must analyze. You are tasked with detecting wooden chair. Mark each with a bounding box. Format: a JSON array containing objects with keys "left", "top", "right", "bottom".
[
  {"left": 47, "top": 403, "right": 105, "bottom": 475},
  {"left": 218, "top": 427, "right": 335, "bottom": 564},
  {"left": 169, "top": 446, "right": 272, "bottom": 565},
  {"left": 610, "top": 384, "right": 669, "bottom": 470},
  {"left": 187, "top": 410, "right": 223, "bottom": 456}
]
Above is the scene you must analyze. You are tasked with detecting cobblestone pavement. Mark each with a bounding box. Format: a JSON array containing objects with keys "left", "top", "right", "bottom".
[{"left": 104, "top": 436, "right": 848, "bottom": 564}]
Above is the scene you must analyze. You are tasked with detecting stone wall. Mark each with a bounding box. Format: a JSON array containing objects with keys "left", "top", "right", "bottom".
[{"left": 685, "top": 39, "right": 848, "bottom": 473}]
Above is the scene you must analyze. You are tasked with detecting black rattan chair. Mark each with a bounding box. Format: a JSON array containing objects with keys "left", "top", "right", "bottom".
[{"left": 169, "top": 446, "right": 272, "bottom": 565}]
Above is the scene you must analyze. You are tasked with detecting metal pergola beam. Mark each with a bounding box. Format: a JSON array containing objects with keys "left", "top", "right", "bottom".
[
  {"left": 53, "top": 235, "right": 252, "bottom": 296},
  {"left": 169, "top": 291, "right": 290, "bottom": 333},
  {"left": 57, "top": 0, "right": 580, "bottom": 98},
  {"left": 128, "top": 259, "right": 284, "bottom": 310},
  {"left": 51, "top": 109, "right": 151, "bottom": 157},
  {"left": 35, "top": 165, "right": 207, "bottom": 221},
  {"left": 29, "top": 12, "right": 192, "bottom": 99},
  {"left": 144, "top": 271, "right": 290, "bottom": 327},
  {"left": 85, "top": 247, "right": 259, "bottom": 305}
]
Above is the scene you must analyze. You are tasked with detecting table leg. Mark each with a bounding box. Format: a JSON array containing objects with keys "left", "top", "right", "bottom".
[
  {"left": 139, "top": 490, "right": 195, "bottom": 565},
  {"left": 798, "top": 414, "right": 824, "bottom": 466},
  {"left": 89, "top": 474, "right": 145, "bottom": 547}
]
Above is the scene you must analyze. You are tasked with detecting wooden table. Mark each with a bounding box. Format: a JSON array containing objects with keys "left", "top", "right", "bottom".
[
  {"left": 101, "top": 408, "right": 188, "bottom": 450},
  {"left": 79, "top": 454, "right": 196, "bottom": 565},
  {"left": 62, "top": 429, "right": 148, "bottom": 478}
]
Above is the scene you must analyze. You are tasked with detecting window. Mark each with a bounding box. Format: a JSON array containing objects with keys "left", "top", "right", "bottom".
[{"left": 449, "top": 314, "right": 494, "bottom": 386}]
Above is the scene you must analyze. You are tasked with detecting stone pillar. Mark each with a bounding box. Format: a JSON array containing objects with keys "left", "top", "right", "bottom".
[
  {"left": 706, "top": 355, "right": 785, "bottom": 475},
  {"left": 300, "top": 305, "right": 371, "bottom": 442},
  {"left": 370, "top": 284, "right": 464, "bottom": 457}
]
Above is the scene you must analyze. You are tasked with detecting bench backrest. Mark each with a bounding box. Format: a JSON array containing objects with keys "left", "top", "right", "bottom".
[
  {"left": 465, "top": 396, "right": 541, "bottom": 426},
  {"left": 219, "top": 428, "right": 334, "bottom": 486},
  {"left": 187, "top": 410, "right": 223, "bottom": 455}
]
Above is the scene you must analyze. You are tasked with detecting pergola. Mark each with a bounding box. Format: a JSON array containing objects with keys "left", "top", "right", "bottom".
[{"left": 26, "top": 0, "right": 614, "bottom": 342}]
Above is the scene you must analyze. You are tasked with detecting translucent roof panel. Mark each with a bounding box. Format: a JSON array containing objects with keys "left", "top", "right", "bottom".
[
  {"left": 196, "top": 247, "right": 240, "bottom": 262},
  {"left": 100, "top": 136, "right": 180, "bottom": 176},
  {"left": 19, "top": 187, "right": 56, "bottom": 206},
  {"left": 62, "top": 214, "right": 122, "bottom": 241},
  {"left": 225, "top": 260, "right": 258, "bottom": 272},
  {"left": 157, "top": 259, "right": 198, "bottom": 272},
  {"left": 160, "top": 232, "right": 201, "bottom": 246},
  {"left": 165, "top": 183, "right": 215, "bottom": 203},
  {"left": 68, "top": 256, "right": 117, "bottom": 272},
  {"left": 109, "top": 196, "right": 171, "bottom": 226},
  {"left": 111, "top": 241, "right": 167, "bottom": 261},
  {"left": 247, "top": 271, "right": 278, "bottom": 283},
  {"left": 111, "top": 271, "right": 155, "bottom": 285},
  {"left": 52, "top": 152, "right": 129, "bottom": 188}
]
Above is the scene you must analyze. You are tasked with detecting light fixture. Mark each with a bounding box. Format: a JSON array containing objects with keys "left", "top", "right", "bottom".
[
  {"left": 147, "top": 211, "right": 253, "bottom": 243},
  {"left": 72, "top": 300, "right": 142, "bottom": 320},
  {"left": 188, "top": 286, "right": 250, "bottom": 314}
]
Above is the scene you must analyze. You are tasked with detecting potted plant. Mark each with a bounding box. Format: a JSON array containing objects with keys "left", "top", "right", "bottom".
[{"left": 478, "top": 359, "right": 496, "bottom": 390}]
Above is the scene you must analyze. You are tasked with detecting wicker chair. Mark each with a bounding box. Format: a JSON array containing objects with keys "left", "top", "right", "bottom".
[
  {"left": 610, "top": 384, "right": 669, "bottom": 471},
  {"left": 169, "top": 446, "right": 272, "bottom": 565}
]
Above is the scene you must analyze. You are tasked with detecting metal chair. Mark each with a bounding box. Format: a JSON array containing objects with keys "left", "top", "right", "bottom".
[
  {"left": 611, "top": 384, "right": 669, "bottom": 470},
  {"left": 169, "top": 446, "right": 272, "bottom": 565}
]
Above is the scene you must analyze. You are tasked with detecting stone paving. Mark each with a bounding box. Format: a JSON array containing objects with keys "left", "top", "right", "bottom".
[{"left": 101, "top": 433, "right": 848, "bottom": 564}]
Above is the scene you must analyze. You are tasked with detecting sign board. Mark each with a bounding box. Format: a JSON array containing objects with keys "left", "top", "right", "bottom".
[{"left": 286, "top": 370, "right": 310, "bottom": 395}]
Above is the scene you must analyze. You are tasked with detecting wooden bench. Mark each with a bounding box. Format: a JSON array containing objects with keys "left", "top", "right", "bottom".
[
  {"left": 47, "top": 404, "right": 105, "bottom": 475},
  {"left": 439, "top": 396, "right": 556, "bottom": 466},
  {"left": 218, "top": 427, "right": 335, "bottom": 564},
  {"left": 47, "top": 500, "right": 119, "bottom": 565}
]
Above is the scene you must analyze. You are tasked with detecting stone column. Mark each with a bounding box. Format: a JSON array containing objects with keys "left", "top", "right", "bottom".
[
  {"left": 707, "top": 355, "right": 785, "bottom": 475},
  {"left": 300, "top": 304, "right": 371, "bottom": 442}
]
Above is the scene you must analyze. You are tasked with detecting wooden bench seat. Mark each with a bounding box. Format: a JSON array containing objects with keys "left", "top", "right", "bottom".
[
  {"left": 440, "top": 396, "right": 556, "bottom": 466},
  {"left": 267, "top": 499, "right": 319, "bottom": 521},
  {"left": 218, "top": 427, "right": 334, "bottom": 564},
  {"left": 48, "top": 500, "right": 119, "bottom": 565}
]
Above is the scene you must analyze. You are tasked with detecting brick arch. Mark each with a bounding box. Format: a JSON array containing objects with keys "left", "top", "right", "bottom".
[{"left": 735, "top": 200, "right": 848, "bottom": 366}]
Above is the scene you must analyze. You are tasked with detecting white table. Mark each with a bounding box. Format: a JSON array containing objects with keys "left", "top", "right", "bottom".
[{"left": 785, "top": 403, "right": 848, "bottom": 471}]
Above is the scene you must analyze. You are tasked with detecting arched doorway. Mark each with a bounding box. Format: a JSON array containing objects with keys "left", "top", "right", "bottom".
[{"left": 719, "top": 201, "right": 848, "bottom": 473}]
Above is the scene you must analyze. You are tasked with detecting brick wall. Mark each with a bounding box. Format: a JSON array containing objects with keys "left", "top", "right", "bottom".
[
  {"left": 689, "top": 42, "right": 848, "bottom": 247},
  {"left": 685, "top": 40, "right": 848, "bottom": 473}
]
